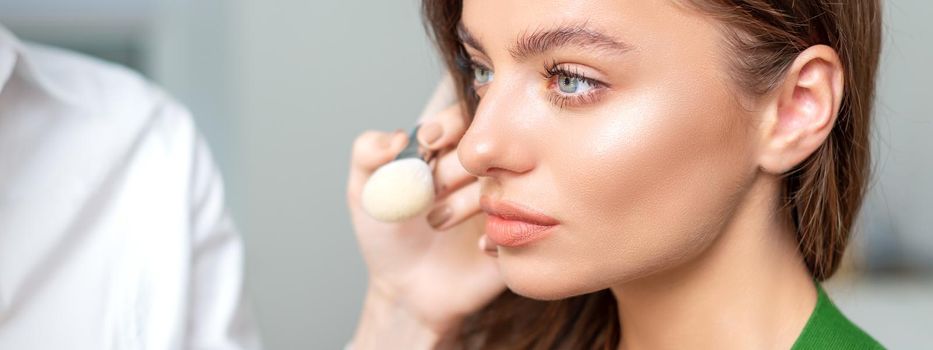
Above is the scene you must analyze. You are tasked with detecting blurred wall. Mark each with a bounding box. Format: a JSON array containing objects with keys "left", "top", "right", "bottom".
[
  {"left": 858, "top": 0, "right": 933, "bottom": 270},
  {"left": 226, "top": 1, "right": 441, "bottom": 348}
]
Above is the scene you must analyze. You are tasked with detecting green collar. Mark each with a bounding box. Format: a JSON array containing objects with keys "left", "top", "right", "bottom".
[{"left": 790, "top": 282, "right": 884, "bottom": 349}]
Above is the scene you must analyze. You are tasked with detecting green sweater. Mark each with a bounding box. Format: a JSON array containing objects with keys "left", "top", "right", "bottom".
[{"left": 791, "top": 283, "right": 884, "bottom": 349}]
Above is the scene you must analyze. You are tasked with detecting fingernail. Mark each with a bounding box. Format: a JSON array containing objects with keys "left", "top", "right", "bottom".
[
  {"left": 479, "top": 235, "right": 498, "bottom": 256},
  {"left": 390, "top": 131, "right": 407, "bottom": 149},
  {"left": 417, "top": 123, "right": 442, "bottom": 148},
  {"left": 377, "top": 134, "right": 392, "bottom": 148},
  {"left": 427, "top": 205, "right": 452, "bottom": 229}
]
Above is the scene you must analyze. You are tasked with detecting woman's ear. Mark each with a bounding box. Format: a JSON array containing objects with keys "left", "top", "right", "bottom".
[{"left": 757, "top": 44, "right": 844, "bottom": 174}]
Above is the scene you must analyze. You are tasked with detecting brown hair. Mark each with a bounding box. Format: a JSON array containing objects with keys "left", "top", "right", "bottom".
[{"left": 422, "top": 1, "right": 881, "bottom": 348}]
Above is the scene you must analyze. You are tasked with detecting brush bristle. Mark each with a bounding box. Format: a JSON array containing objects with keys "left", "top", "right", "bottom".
[{"left": 361, "top": 158, "right": 435, "bottom": 222}]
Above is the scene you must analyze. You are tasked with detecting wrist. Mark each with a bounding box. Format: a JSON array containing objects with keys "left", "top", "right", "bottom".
[{"left": 350, "top": 285, "right": 450, "bottom": 350}]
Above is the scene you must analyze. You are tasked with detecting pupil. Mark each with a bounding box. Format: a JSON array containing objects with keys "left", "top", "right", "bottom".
[{"left": 561, "top": 76, "right": 576, "bottom": 92}]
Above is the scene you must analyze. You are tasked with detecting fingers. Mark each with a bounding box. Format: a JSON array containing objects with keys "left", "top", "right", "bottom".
[
  {"left": 417, "top": 73, "right": 457, "bottom": 123},
  {"left": 417, "top": 104, "right": 468, "bottom": 152},
  {"left": 432, "top": 147, "right": 476, "bottom": 200},
  {"left": 426, "top": 181, "right": 481, "bottom": 231},
  {"left": 478, "top": 234, "right": 499, "bottom": 257},
  {"left": 419, "top": 103, "right": 476, "bottom": 200},
  {"left": 347, "top": 130, "right": 408, "bottom": 206},
  {"left": 351, "top": 129, "right": 408, "bottom": 174}
]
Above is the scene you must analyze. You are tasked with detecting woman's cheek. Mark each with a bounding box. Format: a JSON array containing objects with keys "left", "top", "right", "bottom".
[
  {"left": 554, "top": 92, "right": 687, "bottom": 216},
  {"left": 549, "top": 88, "right": 741, "bottom": 269}
]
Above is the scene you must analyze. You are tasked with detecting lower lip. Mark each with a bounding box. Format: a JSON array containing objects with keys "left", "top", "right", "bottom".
[{"left": 485, "top": 214, "right": 556, "bottom": 247}]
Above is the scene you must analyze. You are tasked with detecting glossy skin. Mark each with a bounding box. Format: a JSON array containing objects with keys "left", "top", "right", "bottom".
[
  {"left": 349, "top": 0, "right": 845, "bottom": 348},
  {"left": 457, "top": 0, "right": 758, "bottom": 299}
]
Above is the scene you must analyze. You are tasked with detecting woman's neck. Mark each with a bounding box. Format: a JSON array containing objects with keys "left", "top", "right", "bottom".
[{"left": 610, "top": 174, "right": 817, "bottom": 350}]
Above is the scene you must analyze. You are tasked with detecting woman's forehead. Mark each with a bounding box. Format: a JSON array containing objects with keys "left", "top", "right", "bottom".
[{"left": 460, "top": 0, "right": 713, "bottom": 53}]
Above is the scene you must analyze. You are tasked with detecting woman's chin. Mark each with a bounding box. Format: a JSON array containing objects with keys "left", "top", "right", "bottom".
[{"left": 496, "top": 254, "right": 608, "bottom": 300}]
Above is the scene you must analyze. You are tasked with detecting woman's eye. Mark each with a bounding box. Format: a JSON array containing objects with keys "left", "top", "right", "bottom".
[
  {"left": 556, "top": 74, "right": 594, "bottom": 94},
  {"left": 473, "top": 66, "right": 493, "bottom": 85},
  {"left": 542, "top": 64, "right": 607, "bottom": 109}
]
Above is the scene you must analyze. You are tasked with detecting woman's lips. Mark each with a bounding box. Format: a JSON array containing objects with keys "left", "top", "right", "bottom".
[{"left": 480, "top": 195, "right": 559, "bottom": 247}]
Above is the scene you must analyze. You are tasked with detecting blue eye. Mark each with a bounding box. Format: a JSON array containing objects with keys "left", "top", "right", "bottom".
[
  {"left": 556, "top": 74, "right": 594, "bottom": 94},
  {"left": 542, "top": 63, "right": 607, "bottom": 109},
  {"left": 473, "top": 66, "right": 493, "bottom": 85}
]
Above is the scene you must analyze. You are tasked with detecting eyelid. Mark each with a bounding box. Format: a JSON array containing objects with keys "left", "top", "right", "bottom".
[
  {"left": 470, "top": 60, "right": 492, "bottom": 72},
  {"left": 463, "top": 46, "right": 494, "bottom": 70},
  {"left": 541, "top": 61, "right": 611, "bottom": 109},
  {"left": 542, "top": 61, "right": 610, "bottom": 89}
]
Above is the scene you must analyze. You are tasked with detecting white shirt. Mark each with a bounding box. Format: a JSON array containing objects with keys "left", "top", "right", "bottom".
[{"left": 0, "top": 25, "right": 261, "bottom": 349}]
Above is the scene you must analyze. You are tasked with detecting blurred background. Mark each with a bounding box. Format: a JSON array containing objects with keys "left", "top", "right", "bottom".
[{"left": 0, "top": 0, "right": 930, "bottom": 348}]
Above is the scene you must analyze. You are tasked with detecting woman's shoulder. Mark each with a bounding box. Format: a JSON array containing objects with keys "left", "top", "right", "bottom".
[{"left": 791, "top": 282, "right": 885, "bottom": 350}]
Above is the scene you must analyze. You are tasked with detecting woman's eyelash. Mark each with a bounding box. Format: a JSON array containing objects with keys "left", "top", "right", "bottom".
[
  {"left": 454, "top": 45, "right": 474, "bottom": 73},
  {"left": 469, "top": 60, "right": 492, "bottom": 75},
  {"left": 458, "top": 54, "right": 608, "bottom": 109},
  {"left": 540, "top": 60, "right": 607, "bottom": 110},
  {"left": 540, "top": 60, "right": 605, "bottom": 91}
]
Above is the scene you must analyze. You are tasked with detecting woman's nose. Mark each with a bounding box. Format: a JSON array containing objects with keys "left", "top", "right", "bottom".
[{"left": 457, "top": 84, "right": 536, "bottom": 178}]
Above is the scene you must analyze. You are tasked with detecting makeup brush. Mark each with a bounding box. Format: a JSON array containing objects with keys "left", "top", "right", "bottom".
[{"left": 361, "top": 124, "right": 438, "bottom": 222}]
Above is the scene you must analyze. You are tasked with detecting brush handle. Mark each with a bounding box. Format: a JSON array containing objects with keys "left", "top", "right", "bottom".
[{"left": 395, "top": 124, "right": 431, "bottom": 162}]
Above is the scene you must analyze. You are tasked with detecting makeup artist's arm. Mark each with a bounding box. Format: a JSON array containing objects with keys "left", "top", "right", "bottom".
[
  {"left": 346, "top": 74, "right": 503, "bottom": 349},
  {"left": 186, "top": 125, "right": 262, "bottom": 349}
]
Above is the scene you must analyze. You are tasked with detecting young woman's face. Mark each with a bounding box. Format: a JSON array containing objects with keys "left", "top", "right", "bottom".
[{"left": 457, "top": 0, "right": 763, "bottom": 299}]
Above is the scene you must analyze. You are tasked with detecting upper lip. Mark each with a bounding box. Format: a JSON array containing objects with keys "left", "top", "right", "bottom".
[{"left": 480, "top": 195, "right": 559, "bottom": 226}]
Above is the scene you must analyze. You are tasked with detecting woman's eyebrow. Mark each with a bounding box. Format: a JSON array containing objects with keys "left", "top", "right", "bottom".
[
  {"left": 510, "top": 23, "right": 633, "bottom": 61},
  {"left": 456, "top": 21, "right": 632, "bottom": 61}
]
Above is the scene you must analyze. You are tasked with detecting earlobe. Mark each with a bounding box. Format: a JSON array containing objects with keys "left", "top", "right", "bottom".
[{"left": 758, "top": 45, "right": 844, "bottom": 174}]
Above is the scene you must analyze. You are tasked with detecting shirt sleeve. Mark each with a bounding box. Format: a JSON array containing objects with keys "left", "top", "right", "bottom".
[{"left": 182, "top": 105, "right": 262, "bottom": 350}]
